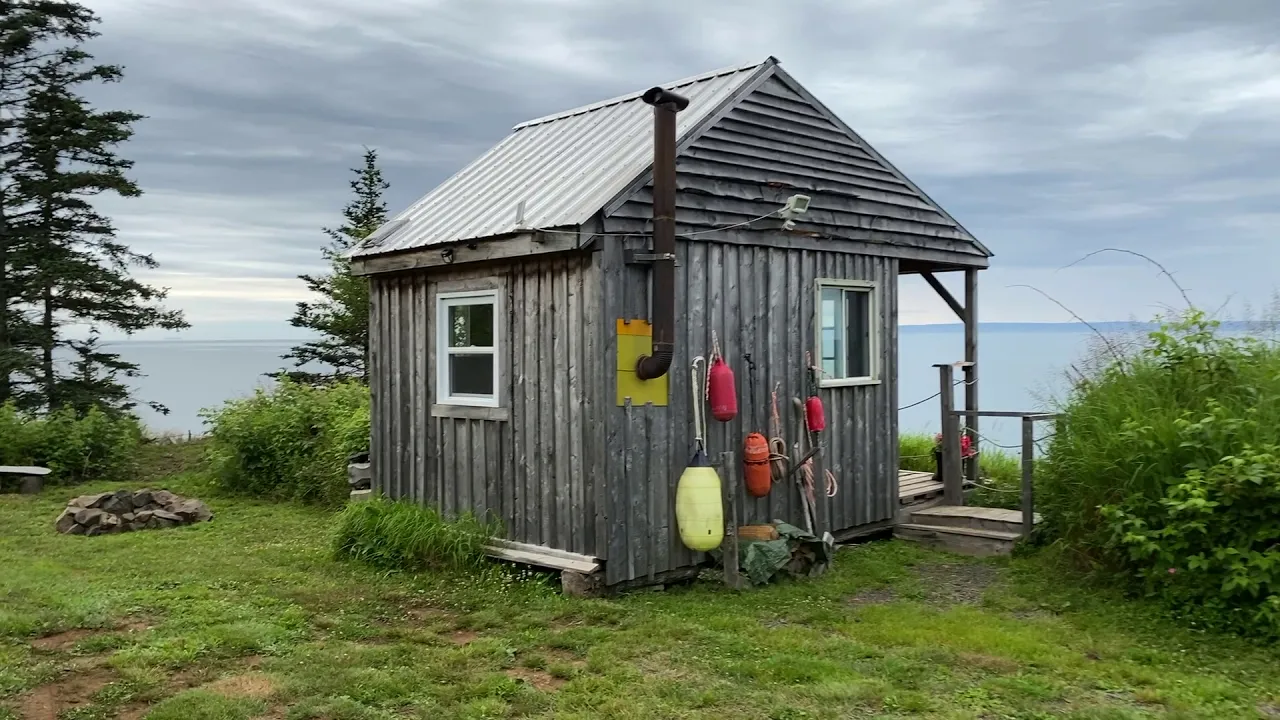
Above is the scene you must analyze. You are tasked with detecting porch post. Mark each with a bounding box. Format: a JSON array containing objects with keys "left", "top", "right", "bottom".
[{"left": 963, "top": 269, "right": 979, "bottom": 487}]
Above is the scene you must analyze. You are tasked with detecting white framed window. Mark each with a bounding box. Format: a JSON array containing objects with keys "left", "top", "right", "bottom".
[
  {"left": 815, "top": 279, "right": 879, "bottom": 387},
  {"left": 436, "top": 289, "right": 500, "bottom": 407}
]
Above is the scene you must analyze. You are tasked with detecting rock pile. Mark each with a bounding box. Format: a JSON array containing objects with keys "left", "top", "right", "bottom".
[{"left": 54, "top": 489, "right": 213, "bottom": 536}]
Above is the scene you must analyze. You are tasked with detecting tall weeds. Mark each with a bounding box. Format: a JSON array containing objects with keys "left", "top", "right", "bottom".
[
  {"left": 332, "top": 498, "right": 495, "bottom": 572},
  {"left": 1039, "top": 308, "right": 1280, "bottom": 637}
]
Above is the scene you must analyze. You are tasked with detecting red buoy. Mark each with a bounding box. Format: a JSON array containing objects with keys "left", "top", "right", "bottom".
[
  {"left": 805, "top": 395, "right": 825, "bottom": 432},
  {"left": 743, "top": 431, "right": 772, "bottom": 497},
  {"left": 707, "top": 355, "right": 737, "bottom": 422}
]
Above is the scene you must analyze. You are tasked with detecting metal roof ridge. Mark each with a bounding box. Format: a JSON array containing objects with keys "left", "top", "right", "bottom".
[{"left": 511, "top": 56, "right": 775, "bottom": 131}]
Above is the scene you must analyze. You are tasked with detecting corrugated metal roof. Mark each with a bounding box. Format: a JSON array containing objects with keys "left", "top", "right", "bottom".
[{"left": 352, "top": 58, "right": 773, "bottom": 257}]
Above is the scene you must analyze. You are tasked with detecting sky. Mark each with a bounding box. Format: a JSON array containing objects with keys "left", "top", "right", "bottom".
[{"left": 79, "top": 0, "right": 1280, "bottom": 340}]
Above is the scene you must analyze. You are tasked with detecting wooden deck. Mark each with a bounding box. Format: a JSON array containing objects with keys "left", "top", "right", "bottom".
[{"left": 897, "top": 470, "right": 943, "bottom": 503}]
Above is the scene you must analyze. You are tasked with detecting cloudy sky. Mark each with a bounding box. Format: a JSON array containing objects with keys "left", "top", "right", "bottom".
[{"left": 84, "top": 0, "right": 1280, "bottom": 339}]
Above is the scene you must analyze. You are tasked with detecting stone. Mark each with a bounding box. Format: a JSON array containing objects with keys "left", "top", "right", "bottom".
[
  {"left": 172, "top": 500, "right": 212, "bottom": 522},
  {"left": 68, "top": 492, "right": 112, "bottom": 509},
  {"left": 100, "top": 495, "right": 131, "bottom": 515},
  {"left": 55, "top": 489, "right": 212, "bottom": 536},
  {"left": 74, "top": 508, "right": 105, "bottom": 527},
  {"left": 151, "top": 490, "right": 178, "bottom": 507},
  {"left": 54, "top": 509, "right": 78, "bottom": 533}
]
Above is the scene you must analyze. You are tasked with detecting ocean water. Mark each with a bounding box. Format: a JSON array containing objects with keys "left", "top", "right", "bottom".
[{"left": 106, "top": 324, "right": 1100, "bottom": 450}]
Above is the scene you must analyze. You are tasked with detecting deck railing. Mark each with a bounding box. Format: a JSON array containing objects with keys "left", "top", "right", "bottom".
[{"left": 933, "top": 362, "right": 1059, "bottom": 536}]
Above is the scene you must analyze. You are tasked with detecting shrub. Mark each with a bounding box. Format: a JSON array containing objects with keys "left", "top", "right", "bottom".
[
  {"left": 0, "top": 403, "right": 142, "bottom": 484},
  {"left": 1039, "top": 309, "right": 1280, "bottom": 637},
  {"left": 332, "top": 497, "right": 495, "bottom": 572},
  {"left": 200, "top": 379, "right": 369, "bottom": 506}
]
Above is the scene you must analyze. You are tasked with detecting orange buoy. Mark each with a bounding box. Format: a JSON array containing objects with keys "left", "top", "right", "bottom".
[{"left": 743, "top": 431, "right": 772, "bottom": 497}]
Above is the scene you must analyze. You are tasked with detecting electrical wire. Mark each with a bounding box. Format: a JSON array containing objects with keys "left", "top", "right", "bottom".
[{"left": 527, "top": 210, "right": 781, "bottom": 240}]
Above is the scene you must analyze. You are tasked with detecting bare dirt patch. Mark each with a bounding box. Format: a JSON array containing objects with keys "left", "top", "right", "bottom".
[
  {"left": 505, "top": 667, "right": 565, "bottom": 692},
  {"left": 203, "top": 672, "right": 277, "bottom": 700},
  {"left": 846, "top": 586, "right": 898, "bottom": 606},
  {"left": 958, "top": 651, "right": 1020, "bottom": 674},
  {"left": 407, "top": 607, "right": 453, "bottom": 623},
  {"left": 915, "top": 562, "right": 1000, "bottom": 606},
  {"left": 17, "top": 667, "right": 115, "bottom": 720},
  {"left": 449, "top": 630, "right": 479, "bottom": 645},
  {"left": 29, "top": 629, "right": 99, "bottom": 652}
]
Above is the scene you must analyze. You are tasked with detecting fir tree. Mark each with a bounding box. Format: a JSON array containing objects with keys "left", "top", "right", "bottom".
[
  {"left": 280, "top": 147, "right": 387, "bottom": 384},
  {"left": 7, "top": 1, "right": 185, "bottom": 413},
  {"left": 0, "top": 0, "right": 100, "bottom": 404}
]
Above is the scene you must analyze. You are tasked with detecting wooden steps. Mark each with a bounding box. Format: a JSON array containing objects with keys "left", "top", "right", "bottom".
[{"left": 894, "top": 505, "right": 1038, "bottom": 557}]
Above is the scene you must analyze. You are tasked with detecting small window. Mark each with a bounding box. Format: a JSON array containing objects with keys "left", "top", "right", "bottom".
[
  {"left": 816, "top": 281, "right": 877, "bottom": 386},
  {"left": 437, "top": 290, "right": 499, "bottom": 407}
]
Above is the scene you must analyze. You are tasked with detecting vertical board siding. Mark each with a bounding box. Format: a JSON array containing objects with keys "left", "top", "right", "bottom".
[
  {"left": 602, "top": 236, "right": 898, "bottom": 585},
  {"left": 368, "top": 253, "right": 602, "bottom": 557}
]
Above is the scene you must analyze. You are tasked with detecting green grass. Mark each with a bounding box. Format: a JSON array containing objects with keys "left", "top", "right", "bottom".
[{"left": 3, "top": 446, "right": 1280, "bottom": 719}]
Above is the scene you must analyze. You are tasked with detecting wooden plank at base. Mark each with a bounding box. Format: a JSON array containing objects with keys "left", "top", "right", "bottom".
[{"left": 484, "top": 539, "right": 601, "bottom": 574}]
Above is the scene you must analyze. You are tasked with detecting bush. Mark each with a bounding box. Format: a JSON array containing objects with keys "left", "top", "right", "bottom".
[
  {"left": 1039, "top": 309, "right": 1280, "bottom": 637},
  {"left": 332, "top": 498, "right": 495, "bottom": 572},
  {"left": 200, "top": 379, "right": 369, "bottom": 506},
  {"left": 0, "top": 403, "right": 142, "bottom": 484}
]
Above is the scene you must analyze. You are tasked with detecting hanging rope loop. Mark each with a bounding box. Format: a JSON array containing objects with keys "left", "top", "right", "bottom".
[{"left": 690, "top": 356, "right": 708, "bottom": 452}]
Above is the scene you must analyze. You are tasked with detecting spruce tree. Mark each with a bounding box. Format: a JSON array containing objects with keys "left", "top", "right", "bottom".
[
  {"left": 0, "top": 0, "right": 97, "bottom": 404},
  {"left": 7, "top": 1, "right": 185, "bottom": 413},
  {"left": 280, "top": 147, "right": 387, "bottom": 384}
]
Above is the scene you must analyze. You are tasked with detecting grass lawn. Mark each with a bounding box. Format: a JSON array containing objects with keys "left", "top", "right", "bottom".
[{"left": 3, "top": 447, "right": 1279, "bottom": 719}]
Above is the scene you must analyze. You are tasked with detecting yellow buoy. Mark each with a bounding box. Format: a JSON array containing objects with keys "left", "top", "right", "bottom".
[
  {"left": 676, "top": 356, "right": 724, "bottom": 552},
  {"left": 677, "top": 450, "right": 724, "bottom": 552}
]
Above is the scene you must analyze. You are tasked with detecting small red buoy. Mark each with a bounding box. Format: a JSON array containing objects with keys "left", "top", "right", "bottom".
[
  {"left": 707, "top": 355, "right": 737, "bottom": 422},
  {"left": 805, "top": 395, "right": 825, "bottom": 433}
]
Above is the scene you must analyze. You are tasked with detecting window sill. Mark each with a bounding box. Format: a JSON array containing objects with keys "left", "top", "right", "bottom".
[
  {"left": 431, "top": 404, "right": 510, "bottom": 422},
  {"left": 819, "top": 377, "right": 882, "bottom": 389}
]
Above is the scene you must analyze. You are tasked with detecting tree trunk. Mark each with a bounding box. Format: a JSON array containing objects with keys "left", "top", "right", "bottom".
[{"left": 41, "top": 279, "right": 55, "bottom": 410}]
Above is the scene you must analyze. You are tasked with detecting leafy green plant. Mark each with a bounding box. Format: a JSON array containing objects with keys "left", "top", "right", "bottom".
[
  {"left": 200, "top": 379, "right": 369, "bottom": 505},
  {"left": 1100, "top": 404, "right": 1280, "bottom": 637},
  {"left": 1039, "top": 308, "right": 1280, "bottom": 637},
  {"left": 332, "top": 497, "right": 496, "bottom": 572},
  {"left": 0, "top": 402, "right": 142, "bottom": 484}
]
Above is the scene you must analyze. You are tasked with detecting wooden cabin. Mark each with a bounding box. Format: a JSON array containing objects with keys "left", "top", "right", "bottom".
[{"left": 348, "top": 56, "right": 991, "bottom": 588}]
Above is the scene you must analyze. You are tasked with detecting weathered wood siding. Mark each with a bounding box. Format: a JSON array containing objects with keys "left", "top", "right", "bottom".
[
  {"left": 604, "top": 76, "right": 984, "bottom": 264},
  {"left": 368, "top": 253, "right": 606, "bottom": 557},
  {"left": 601, "top": 235, "right": 898, "bottom": 585}
]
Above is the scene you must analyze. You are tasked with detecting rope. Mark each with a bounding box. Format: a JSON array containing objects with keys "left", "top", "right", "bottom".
[
  {"left": 803, "top": 353, "right": 838, "bottom": 499},
  {"left": 690, "top": 356, "right": 707, "bottom": 452},
  {"left": 898, "top": 376, "right": 978, "bottom": 412},
  {"left": 768, "top": 384, "right": 788, "bottom": 481}
]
